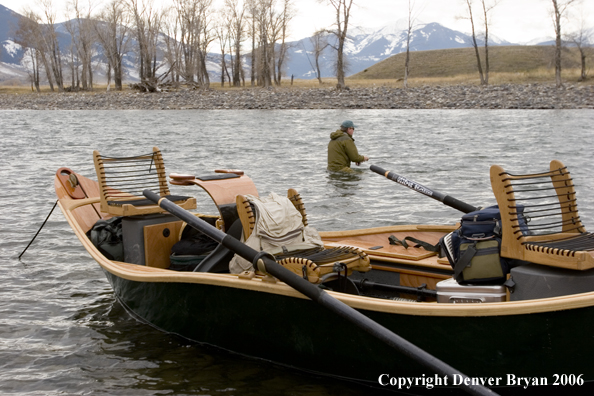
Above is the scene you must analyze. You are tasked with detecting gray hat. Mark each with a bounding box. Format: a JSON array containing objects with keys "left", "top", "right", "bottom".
[{"left": 341, "top": 120, "right": 357, "bottom": 129}]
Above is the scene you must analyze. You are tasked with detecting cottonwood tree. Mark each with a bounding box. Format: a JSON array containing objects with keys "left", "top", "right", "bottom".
[
  {"left": 15, "top": 11, "right": 45, "bottom": 92},
  {"left": 94, "top": 0, "right": 131, "bottom": 90},
  {"left": 463, "top": 0, "right": 485, "bottom": 85},
  {"left": 65, "top": 0, "right": 97, "bottom": 91},
  {"left": 214, "top": 12, "right": 232, "bottom": 86},
  {"left": 309, "top": 30, "right": 329, "bottom": 84},
  {"left": 246, "top": 0, "right": 293, "bottom": 87},
  {"left": 551, "top": 0, "right": 578, "bottom": 87},
  {"left": 125, "top": 0, "right": 165, "bottom": 88},
  {"left": 322, "top": 0, "right": 354, "bottom": 90},
  {"left": 172, "top": 0, "right": 215, "bottom": 89},
  {"left": 461, "top": 0, "right": 498, "bottom": 85},
  {"left": 565, "top": 13, "right": 593, "bottom": 81},
  {"left": 402, "top": 0, "right": 422, "bottom": 88},
  {"left": 246, "top": 0, "right": 258, "bottom": 85},
  {"left": 274, "top": 0, "right": 294, "bottom": 85},
  {"left": 223, "top": 0, "right": 247, "bottom": 87},
  {"left": 16, "top": 2, "right": 65, "bottom": 91},
  {"left": 479, "top": 0, "right": 498, "bottom": 85}
]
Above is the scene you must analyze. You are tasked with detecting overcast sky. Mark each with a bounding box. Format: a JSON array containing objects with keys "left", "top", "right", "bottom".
[{"left": 1, "top": 0, "right": 593, "bottom": 44}]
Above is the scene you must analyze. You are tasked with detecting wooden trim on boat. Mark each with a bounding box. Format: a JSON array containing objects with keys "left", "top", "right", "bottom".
[
  {"left": 57, "top": 196, "right": 594, "bottom": 318},
  {"left": 318, "top": 224, "right": 458, "bottom": 238},
  {"left": 56, "top": 172, "right": 594, "bottom": 319}
]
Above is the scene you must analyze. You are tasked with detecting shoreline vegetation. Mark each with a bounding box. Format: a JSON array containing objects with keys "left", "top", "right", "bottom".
[
  {"left": 1, "top": 46, "right": 592, "bottom": 110},
  {"left": 0, "top": 77, "right": 592, "bottom": 110}
]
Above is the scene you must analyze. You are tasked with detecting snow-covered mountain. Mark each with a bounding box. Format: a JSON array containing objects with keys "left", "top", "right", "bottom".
[{"left": 284, "top": 20, "right": 516, "bottom": 79}]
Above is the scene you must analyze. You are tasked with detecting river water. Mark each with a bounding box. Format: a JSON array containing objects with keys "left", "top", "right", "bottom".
[{"left": 1, "top": 109, "right": 593, "bottom": 395}]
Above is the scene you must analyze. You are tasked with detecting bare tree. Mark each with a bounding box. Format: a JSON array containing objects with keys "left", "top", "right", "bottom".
[
  {"left": 65, "top": 0, "right": 97, "bottom": 91},
  {"left": 309, "top": 30, "right": 329, "bottom": 84},
  {"left": 125, "top": 0, "right": 164, "bottom": 87},
  {"left": 15, "top": 13, "right": 45, "bottom": 92},
  {"left": 214, "top": 13, "right": 231, "bottom": 86},
  {"left": 249, "top": 0, "right": 275, "bottom": 87},
  {"left": 463, "top": 0, "right": 485, "bottom": 85},
  {"left": 274, "top": 0, "right": 294, "bottom": 85},
  {"left": 403, "top": 0, "right": 421, "bottom": 88},
  {"left": 478, "top": 0, "right": 499, "bottom": 85},
  {"left": 94, "top": 0, "right": 131, "bottom": 90},
  {"left": 551, "top": 0, "right": 578, "bottom": 87},
  {"left": 322, "top": 0, "right": 354, "bottom": 90},
  {"left": 161, "top": 6, "right": 183, "bottom": 84},
  {"left": 16, "top": 3, "right": 65, "bottom": 91},
  {"left": 223, "top": 0, "right": 246, "bottom": 87},
  {"left": 246, "top": 0, "right": 258, "bottom": 85},
  {"left": 565, "top": 12, "right": 593, "bottom": 81},
  {"left": 173, "top": 0, "right": 214, "bottom": 89}
]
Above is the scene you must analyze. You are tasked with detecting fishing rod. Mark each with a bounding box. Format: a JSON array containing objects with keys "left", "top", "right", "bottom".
[
  {"left": 370, "top": 165, "right": 478, "bottom": 214},
  {"left": 143, "top": 190, "right": 497, "bottom": 396}
]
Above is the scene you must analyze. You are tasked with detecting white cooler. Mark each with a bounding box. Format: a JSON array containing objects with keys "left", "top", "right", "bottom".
[{"left": 436, "top": 278, "right": 506, "bottom": 303}]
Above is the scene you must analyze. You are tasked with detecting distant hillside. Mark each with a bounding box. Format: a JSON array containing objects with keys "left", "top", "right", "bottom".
[
  {"left": 284, "top": 21, "right": 516, "bottom": 79},
  {"left": 351, "top": 46, "right": 583, "bottom": 79}
]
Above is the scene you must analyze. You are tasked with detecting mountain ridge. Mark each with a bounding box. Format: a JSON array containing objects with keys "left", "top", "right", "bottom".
[{"left": 1, "top": 4, "right": 555, "bottom": 85}]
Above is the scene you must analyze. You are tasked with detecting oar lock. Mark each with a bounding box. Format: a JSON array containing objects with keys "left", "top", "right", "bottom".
[{"left": 236, "top": 251, "right": 279, "bottom": 283}]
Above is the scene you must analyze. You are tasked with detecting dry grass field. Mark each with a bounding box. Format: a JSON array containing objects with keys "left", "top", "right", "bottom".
[
  {"left": 1, "top": 45, "right": 591, "bottom": 94},
  {"left": 349, "top": 45, "right": 593, "bottom": 87}
]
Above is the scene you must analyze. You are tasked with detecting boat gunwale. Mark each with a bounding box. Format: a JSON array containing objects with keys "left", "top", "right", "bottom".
[{"left": 57, "top": 192, "right": 594, "bottom": 319}]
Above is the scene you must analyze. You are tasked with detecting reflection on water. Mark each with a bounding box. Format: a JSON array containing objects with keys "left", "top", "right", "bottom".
[{"left": 1, "top": 109, "right": 593, "bottom": 395}]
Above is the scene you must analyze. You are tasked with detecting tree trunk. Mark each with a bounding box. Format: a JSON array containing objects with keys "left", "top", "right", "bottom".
[
  {"left": 553, "top": 0, "right": 563, "bottom": 88},
  {"left": 466, "top": 0, "right": 485, "bottom": 85}
]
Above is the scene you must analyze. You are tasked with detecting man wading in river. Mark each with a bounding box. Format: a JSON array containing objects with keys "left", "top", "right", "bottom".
[{"left": 327, "top": 120, "right": 369, "bottom": 172}]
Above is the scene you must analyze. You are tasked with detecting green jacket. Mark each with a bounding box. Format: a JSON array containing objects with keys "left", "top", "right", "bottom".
[{"left": 327, "top": 130, "right": 365, "bottom": 172}]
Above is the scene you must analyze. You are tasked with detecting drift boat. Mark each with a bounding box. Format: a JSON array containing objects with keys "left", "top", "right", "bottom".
[{"left": 53, "top": 148, "right": 594, "bottom": 394}]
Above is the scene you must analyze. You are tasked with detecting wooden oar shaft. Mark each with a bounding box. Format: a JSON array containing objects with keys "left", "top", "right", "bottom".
[
  {"left": 143, "top": 190, "right": 497, "bottom": 396},
  {"left": 370, "top": 165, "right": 478, "bottom": 214}
]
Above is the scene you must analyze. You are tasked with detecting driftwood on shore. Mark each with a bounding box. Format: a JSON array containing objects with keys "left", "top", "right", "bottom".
[{"left": 0, "top": 84, "right": 592, "bottom": 110}]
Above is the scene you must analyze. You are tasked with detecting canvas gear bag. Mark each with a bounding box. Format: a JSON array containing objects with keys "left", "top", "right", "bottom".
[
  {"left": 229, "top": 192, "right": 324, "bottom": 273},
  {"left": 440, "top": 205, "right": 527, "bottom": 285}
]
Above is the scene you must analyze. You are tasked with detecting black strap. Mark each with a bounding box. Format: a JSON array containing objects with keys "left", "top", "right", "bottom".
[
  {"left": 388, "top": 235, "right": 439, "bottom": 252},
  {"left": 453, "top": 242, "right": 477, "bottom": 280}
]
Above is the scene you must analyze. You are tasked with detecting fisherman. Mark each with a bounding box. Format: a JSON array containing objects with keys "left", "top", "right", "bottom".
[{"left": 327, "top": 120, "right": 369, "bottom": 172}]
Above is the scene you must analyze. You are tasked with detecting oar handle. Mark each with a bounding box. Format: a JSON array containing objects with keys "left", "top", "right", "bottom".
[
  {"left": 143, "top": 190, "right": 497, "bottom": 396},
  {"left": 370, "top": 165, "right": 478, "bottom": 214}
]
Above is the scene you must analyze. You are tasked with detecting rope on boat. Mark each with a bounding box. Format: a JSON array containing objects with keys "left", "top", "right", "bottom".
[{"left": 19, "top": 200, "right": 58, "bottom": 259}]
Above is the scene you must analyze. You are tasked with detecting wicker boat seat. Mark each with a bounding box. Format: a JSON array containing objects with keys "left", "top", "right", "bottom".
[
  {"left": 235, "top": 190, "right": 370, "bottom": 283},
  {"left": 93, "top": 146, "right": 196, "bottom": 216},
  {"left": 490, "top": 159, "right": 594, "bottom": 270}
]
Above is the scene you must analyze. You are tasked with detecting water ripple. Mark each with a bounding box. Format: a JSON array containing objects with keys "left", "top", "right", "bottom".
[{"left": 1, "top": 109, "right": 593, "bottom": 395}]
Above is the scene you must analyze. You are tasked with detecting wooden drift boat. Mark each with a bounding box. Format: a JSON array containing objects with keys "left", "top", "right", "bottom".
[{"left": 54, "top": 149, "right": 594, "bottom": 394}]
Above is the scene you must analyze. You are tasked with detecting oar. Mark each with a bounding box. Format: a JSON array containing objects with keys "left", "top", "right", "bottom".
[
  {"left": 143, "top": 190, "right": 497, "bottom": 396},
  {"left": 370, "top": 165, "right": 478, "bottom": 214}
]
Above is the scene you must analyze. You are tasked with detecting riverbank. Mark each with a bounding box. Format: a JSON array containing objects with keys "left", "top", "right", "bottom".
[{"left": 0, "top": 83, "right": 593, "bottom": 110}]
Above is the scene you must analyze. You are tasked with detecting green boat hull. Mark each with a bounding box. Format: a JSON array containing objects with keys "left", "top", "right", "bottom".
[{"left": 104, "top": 270, "right": 594, "bottom": 393}]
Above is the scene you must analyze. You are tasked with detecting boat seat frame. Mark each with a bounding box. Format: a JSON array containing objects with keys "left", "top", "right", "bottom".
[
  {"left": 93, "top": 146, "right": 196, "bottom": 216},
  {"left": 490, "top": 159, "right": 594, "bottom": 270}
]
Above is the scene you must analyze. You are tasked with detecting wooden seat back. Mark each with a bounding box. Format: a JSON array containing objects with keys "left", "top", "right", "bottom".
[
  {"left": 93, "top": 146, "right": 196, "bottom": 216},
  {"left": 490, "top": 159, "right": 594, "bottom": 270}
]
